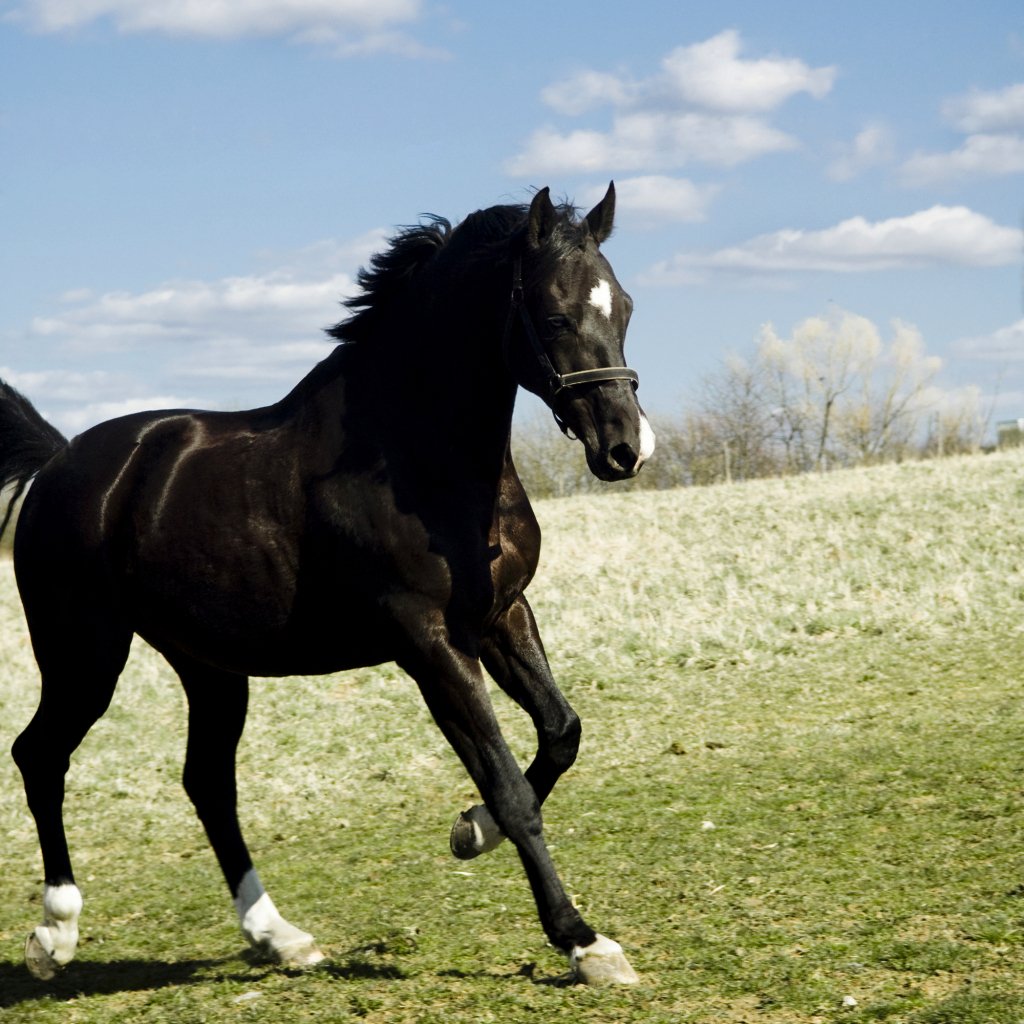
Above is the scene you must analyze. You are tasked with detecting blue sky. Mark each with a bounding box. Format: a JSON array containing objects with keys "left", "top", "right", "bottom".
[{"left": 1, "top": 1, "right": 1022, "bottom": 437}]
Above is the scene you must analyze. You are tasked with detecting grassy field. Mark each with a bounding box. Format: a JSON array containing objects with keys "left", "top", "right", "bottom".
[{"left": 1, "top": 449, "right": 1022, "bottom": 1022}]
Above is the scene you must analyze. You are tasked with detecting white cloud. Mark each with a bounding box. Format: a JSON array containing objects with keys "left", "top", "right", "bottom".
[
  {"left": 943, "top": 83, "right": 1024, "bottom": 133},
  {"left": 581, "top": 175, "right": 720, "bottom": 224},
  {"left": 7, "top": 0, "right": 434, "bottom": 55},
  {"left": 32, "top": 267, "right": 360, "bottom": 355},
  {"left": 901, "top": 132, "right": 1024, "bottom": 185},
  {"left": 0, "top": 367, "right": 129, "bottom": 403},
  {"left": 543, "top": 30, "right": 835, "bottom": 116},
  {"left": 508, "top": 112, "right": 796, "bottom": 176},
  {"left": 951, "top": 318, "right": 1024, "bottom": 362},
  {"left": 828, "top": 123, "right": 895, "bottom": 181},
  {"left": 900, "top": 81, "right": 1024, "bottom": 184},
  {"left": 541, "top": 70, "right": 635, "bottom": 116},
  {"left": 508, "top": 30, "right": 834, "bottom": 177},
  {"left": 643, "top": 206, "right": 1024, "bottom": 284},
  {"left": 656, "top": 30, "right": 835, "bottom": 113}
]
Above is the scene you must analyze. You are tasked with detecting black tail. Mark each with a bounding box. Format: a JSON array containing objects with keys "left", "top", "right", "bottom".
[{"left": 0, "top": 380, "right": 68, "bottom": 542}]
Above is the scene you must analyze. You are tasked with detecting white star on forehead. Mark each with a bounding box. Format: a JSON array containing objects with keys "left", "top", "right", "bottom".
[{"left": 589, "top": 279, "right": 612, "bottom": 319}]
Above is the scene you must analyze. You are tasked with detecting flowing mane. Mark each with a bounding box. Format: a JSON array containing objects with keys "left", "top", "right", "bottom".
[{"left": 327, "top": 199, "right": 587, "bottom": 345}]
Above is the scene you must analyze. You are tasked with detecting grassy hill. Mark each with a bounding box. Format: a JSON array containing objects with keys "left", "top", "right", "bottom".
[{"left": 0, "top": 450, "right": 1022, "bottom": 1022}]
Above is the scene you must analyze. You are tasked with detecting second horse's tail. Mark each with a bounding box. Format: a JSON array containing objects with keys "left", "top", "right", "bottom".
[{"left": 0, "top": 380, "right": 68, "bottom": 541}]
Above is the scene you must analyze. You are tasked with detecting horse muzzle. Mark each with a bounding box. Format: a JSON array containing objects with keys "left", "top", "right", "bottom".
[{"left": 583, "top": 412, "right": 656, "bottom": 481}]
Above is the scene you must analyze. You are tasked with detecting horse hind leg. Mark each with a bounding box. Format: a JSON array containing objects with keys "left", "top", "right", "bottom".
[
  {"left": 173, "top": 657, "right": 324, "bottom": 967},
  {"left": 11, "top": 625, "right": 131, "bottom": 979}
]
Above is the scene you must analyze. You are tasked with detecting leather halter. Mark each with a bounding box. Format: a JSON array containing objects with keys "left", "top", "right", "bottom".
[{"left": 503, "top": 257, "right": 639, "bottom": 426}]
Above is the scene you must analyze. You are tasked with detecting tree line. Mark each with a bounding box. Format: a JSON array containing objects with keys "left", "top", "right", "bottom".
[{"left": 514, "top": 311, "right": 993, "bottom": 498}]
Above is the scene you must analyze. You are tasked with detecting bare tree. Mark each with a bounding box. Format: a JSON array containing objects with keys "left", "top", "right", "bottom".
[
  {"left": 695, "top": 354, "right": 780, "bottom": 481},
  {"left": 759, "top": 315, "right": 869, "bottom": 470},
  {"left": 922, "top": 385, "right": 988, "bottom": 456},
  {"left": 833, "top": 320, "right": 942, "bottom": 463}
]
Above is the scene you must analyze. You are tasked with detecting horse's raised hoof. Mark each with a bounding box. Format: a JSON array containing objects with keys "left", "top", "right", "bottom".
[
  {"left": 569, "top": 934, "right": 640, "bottom": 986},
  {"left": 24, "top": 930, "right": 63, "bottom": 981},
  {"left": 450, "top": 804, "right": 505, "bottom": 860}
]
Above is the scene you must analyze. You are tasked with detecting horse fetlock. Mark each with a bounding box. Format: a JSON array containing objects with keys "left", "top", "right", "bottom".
[
  {"left": 450, "top": 804, "right": 506, "bottom": 860},
  {"left": 24, "top": 883, "right": 83, "bottom": 980},
  {"left": 569, "top": 934, "right": 640, "bottom": 986}
]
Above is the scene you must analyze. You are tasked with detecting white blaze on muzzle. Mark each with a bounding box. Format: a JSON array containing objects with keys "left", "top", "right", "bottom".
[{"left": 638, "top": 413, "right": 656, "bottom": 465}]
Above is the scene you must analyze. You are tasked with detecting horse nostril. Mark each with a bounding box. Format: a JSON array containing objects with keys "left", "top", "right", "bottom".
[{"left": 609, "top": 442, "right": 639, "bottom": 472}]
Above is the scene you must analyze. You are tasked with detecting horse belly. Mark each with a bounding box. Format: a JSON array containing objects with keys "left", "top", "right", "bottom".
[
  {"left": 133, "top": 581, "right": 395, "bottom": 675},
  {"left": 130, "top": 563, "right": 396, "bottom": 678}
]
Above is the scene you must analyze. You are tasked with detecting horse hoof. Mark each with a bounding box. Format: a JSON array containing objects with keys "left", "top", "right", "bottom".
[
  {"left": 569, "top": 935, "right": 640, "bottom": 986},
  {"left": 248, "top": 926, "right": 325, "bottom": 969},
  {"left": 275, "top": 940, "right": 326, "bottom": 969},
  {"left": 450, "top": 805, "right": 505, "bottom": 860},
  {"left": 24, "top": 930, "right": 61, "bottom": 981}
]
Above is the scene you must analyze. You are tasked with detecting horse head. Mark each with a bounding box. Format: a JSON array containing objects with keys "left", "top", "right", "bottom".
[{"left": 511, "top": 183, "right": 655, "bottom": 481}]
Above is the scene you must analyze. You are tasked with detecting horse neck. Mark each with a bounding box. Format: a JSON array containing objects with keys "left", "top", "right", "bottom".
[
  {"left": 290, "top": 277, "right": 518, "bottom": 489},
  {"left": 378, "top": 295, "right": 518, "bottom": 480}
]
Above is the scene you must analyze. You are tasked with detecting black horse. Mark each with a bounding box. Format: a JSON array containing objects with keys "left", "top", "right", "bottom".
[{"left": 0, "top": 184, "right": 654, "bottom": 985}]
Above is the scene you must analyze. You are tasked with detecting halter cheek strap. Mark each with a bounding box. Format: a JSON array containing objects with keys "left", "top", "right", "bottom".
[{"left": 503, "top": 258, "right": 639, "bottom": 418}]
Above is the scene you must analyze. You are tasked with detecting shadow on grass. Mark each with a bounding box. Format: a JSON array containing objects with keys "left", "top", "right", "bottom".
[
  {"left": 0, "top": 948, "right": 571, "bottom": 1007},
  {"left": 436, "top": 962, "right": 576, "bottom": 987},
  {"left": 0, "top": 944, "right": 425, "bottom": 1008},
  {"left": 320, "top": 959, "right": 407, "bottom": 981},
  {"left": 0, "top": 955, "right": 245, "bottom": 1008}
]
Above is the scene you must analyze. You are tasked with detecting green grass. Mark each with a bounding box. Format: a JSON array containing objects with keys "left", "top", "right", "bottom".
[{"left": 1, "top": 450, "right": 1023, "bottom": 1022}]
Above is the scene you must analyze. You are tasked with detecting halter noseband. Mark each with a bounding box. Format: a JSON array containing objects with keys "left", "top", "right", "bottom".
[{"left": 504, "top": 257, "right": 639, "bottom": 432}]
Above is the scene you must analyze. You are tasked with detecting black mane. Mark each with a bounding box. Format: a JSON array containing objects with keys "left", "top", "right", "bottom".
[{"left": 327, "top": 199, "right": 586, "bottom": 344}]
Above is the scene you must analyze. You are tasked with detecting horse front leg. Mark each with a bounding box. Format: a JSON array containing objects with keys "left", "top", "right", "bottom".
[
  {"left": 450, "top": 596, "right": 580, "bottom": 862},
  {"left": 398, "top": 631, "right": 637, "bottom": 985}
]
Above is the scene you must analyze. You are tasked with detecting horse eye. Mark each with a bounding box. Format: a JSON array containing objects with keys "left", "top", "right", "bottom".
[{"left": 545, "top": 314, "right": 578, "bottom": 334}]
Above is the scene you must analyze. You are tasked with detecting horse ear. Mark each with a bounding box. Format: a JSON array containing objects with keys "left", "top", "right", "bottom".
[
  {"left": 585, "top": 181, "right": 616, "bottom": 244},
  {"left": 527, "top": 187, "right": 558, "bottom": 250}
]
